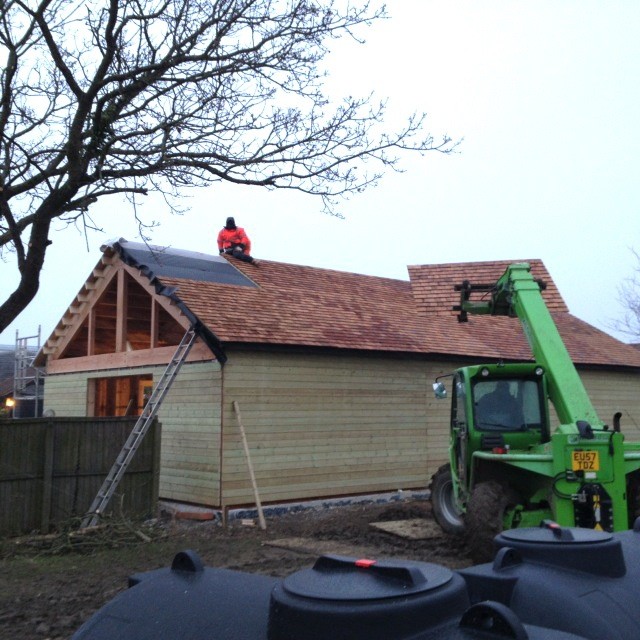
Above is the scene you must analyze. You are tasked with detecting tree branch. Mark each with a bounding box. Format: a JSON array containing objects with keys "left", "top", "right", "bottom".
[{"left": 0, "top": 0, "right": 460, "bottom": 332}]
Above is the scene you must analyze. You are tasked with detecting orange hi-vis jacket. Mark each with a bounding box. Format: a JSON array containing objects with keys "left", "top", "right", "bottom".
[{"left": 217, "top": 227, "right": 252, "bottom": 254}]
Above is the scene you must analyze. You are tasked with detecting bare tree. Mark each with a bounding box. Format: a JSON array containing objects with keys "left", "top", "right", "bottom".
[
  {"left": 616, "top": 249, "right": 640, "bottom": 341},
  {"left": 0, "top": 0, "right": 457, "bottom": 332}
]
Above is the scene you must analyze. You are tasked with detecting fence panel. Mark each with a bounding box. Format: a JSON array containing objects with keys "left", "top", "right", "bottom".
[{"left": 0, "top": 417, "right": 160, "bottom": 536}]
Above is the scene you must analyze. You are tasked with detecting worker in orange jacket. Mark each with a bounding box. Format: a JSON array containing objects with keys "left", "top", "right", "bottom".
[{"left": 217, "top": 217, "right": 258, "bottom": 265}]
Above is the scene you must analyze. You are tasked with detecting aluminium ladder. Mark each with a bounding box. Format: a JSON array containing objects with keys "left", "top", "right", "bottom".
[{"left": 80, "top": 325, "right": 198, "bottom": 528}]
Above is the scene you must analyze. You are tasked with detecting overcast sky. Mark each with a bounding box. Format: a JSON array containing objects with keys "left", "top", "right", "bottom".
[{"left": 2, "top": 1, "right": 639, "bottom": 348}]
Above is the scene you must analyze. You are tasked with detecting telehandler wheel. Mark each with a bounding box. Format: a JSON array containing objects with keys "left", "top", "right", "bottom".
[
  {"left": 627, "top": 473, "right": 640, "bottom": 527},
  {"left": 430, "top": 464, "right": 465, "bottom": 535},
  {"left": 465, "top": 480, "right": 519, "bottom": 564}
]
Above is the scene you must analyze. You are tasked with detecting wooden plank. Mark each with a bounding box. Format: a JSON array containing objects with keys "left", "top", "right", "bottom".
[
  {"left": 219, "top": 446, "right": 426, "bottom": 460},
  {"left": 155, "top": 362, "right": 221, "bottom": 503},
  {"left": 222, "top": 458, "right": 425, "bottom": 479},
  {"left": 223, "top": 437, "right": 425, "bottom": 450},
  {"left": 116, "top": 269, "right": 127, "bottom": 352},
  {"left": 87, "top": 307, "right": 96, "bottom": 357},
  {"left": 232, "top": 401, "right": 266, "bottom": 529},
  {"left": 151, "top": 299, "right": 159, "bottom": 349},
  {"left": 222, "top": 472, "right": 427, "bottom": 493},
  {"left": 222, "top": 481, "right": 423, "bottom": 503},
  {"left": 161, "top": 460, "right": 218, "bottom": 472},
  {"left": 46, "top": 341, "right": 214, "bottom": 373}
]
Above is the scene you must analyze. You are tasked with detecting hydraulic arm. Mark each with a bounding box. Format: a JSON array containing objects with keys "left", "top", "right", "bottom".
[{"left": 455, "top": 262, "right": 602, "bottom": 432}]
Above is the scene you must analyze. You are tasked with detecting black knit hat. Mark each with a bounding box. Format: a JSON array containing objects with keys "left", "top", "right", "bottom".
[{"left": 225, "top": 217, "right": 236, "bottom": 230}]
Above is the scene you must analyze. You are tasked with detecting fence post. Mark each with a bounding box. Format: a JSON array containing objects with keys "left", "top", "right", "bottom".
[
  {"left": 40, "top": 420, "right": 55, "bottom": 532},
  {"left": 151, "top": 419, "right": 162, "bottom": 514}
]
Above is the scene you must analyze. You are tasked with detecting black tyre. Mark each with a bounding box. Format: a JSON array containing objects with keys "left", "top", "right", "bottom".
[
  {"left": 430, "top": 464, "right": 465, "bottom": 535},
  {"left": 465, "top": 480, "right": 520, "bottom": 564},
  {"left": 627, "top": 473, "right": 640, "bottom": 528}
]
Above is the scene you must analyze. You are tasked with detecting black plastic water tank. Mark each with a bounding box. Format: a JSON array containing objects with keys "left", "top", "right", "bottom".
[
  {"left": 267, "top": 554, "right": 469, "bottom": 640},
  {"left": 459, "top": 522, "right": 640, "bottom": 640},
  {"left": 493, "top": 521, "right": 626, "bottom": 577},
  {"left": 73, "top": 550, "right": 583, "bottom": 639}
]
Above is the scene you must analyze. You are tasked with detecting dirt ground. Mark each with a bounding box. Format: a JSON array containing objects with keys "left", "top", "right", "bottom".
[{"left": 0, "top": 497, "right": 472, "bottom": 640}]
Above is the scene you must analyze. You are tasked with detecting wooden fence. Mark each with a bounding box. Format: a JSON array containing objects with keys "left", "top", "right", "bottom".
[{"left": 0, "top": 417, "right": 161, "bottom": 537}]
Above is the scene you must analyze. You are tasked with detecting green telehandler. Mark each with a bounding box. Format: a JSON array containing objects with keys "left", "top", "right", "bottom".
[{"left": 429, "top": 262, "right": 640, "bottom": 561}]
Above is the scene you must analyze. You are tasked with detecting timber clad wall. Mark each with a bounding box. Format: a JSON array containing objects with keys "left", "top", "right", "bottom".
[
  {"left": 43, "top": 371, "right": 90, "bottom": 416},
  {"left": 44, "top": 366, "right": 161, "bottom": 416},
  {"left": 220, "top": 351, "right": 431, "bottom": 507},
  {"left": 580, "top": 369, "right": 640, "bottom": 431},
  {"left": 43, "top": 362, "right": 222, "bottom": 507},
  {"left": 40, "top": 354, "right": 640, "bottom": 510},
  {"left": 158, "top": 361, "right": 222, "bottom": 505}
]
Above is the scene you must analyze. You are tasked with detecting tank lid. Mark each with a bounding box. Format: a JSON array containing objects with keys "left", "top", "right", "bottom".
[
  {"left": 495, "top": 522, "right": 625, "bottom": 577},
  {"left": 501, "top": 521, "right": 613, "bottom": 545},
  {"left": 282, "top": 554, "right": 453, "bottom": 601}
]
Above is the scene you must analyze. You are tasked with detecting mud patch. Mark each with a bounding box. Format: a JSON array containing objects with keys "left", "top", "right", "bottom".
[{"left": 0, "top": 497, "right": 472, "bottom": 640}]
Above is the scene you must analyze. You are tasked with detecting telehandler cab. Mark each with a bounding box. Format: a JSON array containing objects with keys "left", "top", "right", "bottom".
[{"left": 430, "top": 262, "right": 640, "bottom": 561}]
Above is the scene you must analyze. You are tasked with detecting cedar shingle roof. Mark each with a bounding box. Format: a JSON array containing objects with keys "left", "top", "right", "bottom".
[
  {"left": 160, "top": 260, "right": 432, "bottom": 353},
  {"left": 406, "top": 259, "right": 640, "bottom": 367},
  {"left": 408, "top": 259, "right": 568, "bottom": 316},
  {"left": 157, "top": 254, "right": 640, "bottom": 368},
  {"left": 46, "top": 242, "right": 640, "bottom": 370}
]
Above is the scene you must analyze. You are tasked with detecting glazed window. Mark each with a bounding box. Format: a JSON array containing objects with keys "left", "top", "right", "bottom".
[
  {"left": 90, "top": 375, "right": 153, "bottom": 417},
  {"left": 473, "top": 379, "right": 543, "bottom": 432}
]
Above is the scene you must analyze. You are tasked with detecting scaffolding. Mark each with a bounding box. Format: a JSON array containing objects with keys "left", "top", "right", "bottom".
[{"left": 14, "top": 326, "right": 45, "bottom": 417}]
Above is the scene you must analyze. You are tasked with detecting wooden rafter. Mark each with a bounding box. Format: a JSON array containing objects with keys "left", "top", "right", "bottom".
[
  {"left": 43, "top": 260, "right": 118, "bottom": 357},
  {"left": 115, "top": 269, "right": 128, "bottom": 353},
  {"left": 39, "top": 248, "right": 201, "bottom": 371}
]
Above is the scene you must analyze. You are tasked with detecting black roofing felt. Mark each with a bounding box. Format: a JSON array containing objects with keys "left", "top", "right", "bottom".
[{"left": 107, "top": 239, "right": 258, "bottom": 288}]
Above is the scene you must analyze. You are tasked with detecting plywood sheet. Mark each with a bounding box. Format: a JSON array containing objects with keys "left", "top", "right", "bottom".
[
  {"left": 265, "top": 537, "right": 381, "bottom": 558},
  {"left": 369, "top": 518, "right": 442, "bottom": 540}
]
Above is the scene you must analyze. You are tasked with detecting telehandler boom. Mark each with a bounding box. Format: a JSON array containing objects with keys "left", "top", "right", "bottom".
[{"left": 430, "top": 262, "right": 640, "bottom": 561}]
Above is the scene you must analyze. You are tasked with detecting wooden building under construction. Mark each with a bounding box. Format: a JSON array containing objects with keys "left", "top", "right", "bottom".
[{"left": 36, "top": 240, "right": 640, "bottom": 511}]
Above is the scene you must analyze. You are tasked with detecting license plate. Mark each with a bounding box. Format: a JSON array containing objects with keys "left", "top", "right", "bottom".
[{"left": 572, "top": 450, "right": 600, "bottom": 471}]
